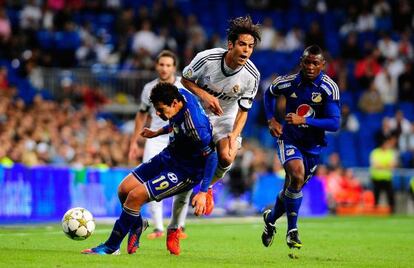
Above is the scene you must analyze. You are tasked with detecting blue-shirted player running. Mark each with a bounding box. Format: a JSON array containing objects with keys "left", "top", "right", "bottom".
[
  {"left": 261, "top": 45, "right": 340, "bottom": 251},
  {"left": 82, "top": 82, "right": 218, "bottom": 255}
]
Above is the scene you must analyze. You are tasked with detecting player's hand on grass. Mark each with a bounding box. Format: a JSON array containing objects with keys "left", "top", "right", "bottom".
[
  {"left": 267, "top": 118, "right": 283, "bottom": 137},
  {"left": 191, "top": 191, "right": 207, "bottom": 216},
  {"left": 203, "top": 93, "right": 223, "bottom": 116},
  {"left": 285, "top": 113, "right": 306, "bottom": 125}
]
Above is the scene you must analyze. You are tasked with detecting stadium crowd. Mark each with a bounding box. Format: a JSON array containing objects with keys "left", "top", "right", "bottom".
[{"left": 0, "top": 0, "right": 413, "bottom": 212}]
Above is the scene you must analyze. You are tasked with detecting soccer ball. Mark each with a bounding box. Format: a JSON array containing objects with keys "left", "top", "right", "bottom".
[{"left": 62, "top": 207, "right": 95, "bottom": 240}]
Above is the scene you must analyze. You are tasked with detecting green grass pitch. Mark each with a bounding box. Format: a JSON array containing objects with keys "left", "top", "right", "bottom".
[{"left": 1, "top": 216, "right": 413, "bottom": 267}]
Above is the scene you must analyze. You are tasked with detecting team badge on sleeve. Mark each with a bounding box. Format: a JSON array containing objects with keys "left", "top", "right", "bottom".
[{"left": 183, "top": 69, "right": 193, "bottom": 79}]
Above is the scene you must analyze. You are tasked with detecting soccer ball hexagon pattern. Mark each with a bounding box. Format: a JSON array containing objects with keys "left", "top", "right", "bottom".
[{"left": 62, "top": 207, "right": 95, "bottom": 240}]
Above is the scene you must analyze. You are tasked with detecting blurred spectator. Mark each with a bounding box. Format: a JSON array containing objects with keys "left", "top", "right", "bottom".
[
  {"left": 304, "top": 21, "right": 325, "bottom": 49},
  {"left": 391, "top": 0, "right": 412, "bottom": 33},
  {"left": 369, "top": 134, "right": 398, "bottom": 212},
  {"left": 373, "top": 62, "right": 397, "bottom": 105},
  {"left": 397, "top": 60, "right": 414, "bottom": 102},
  {"left": 340, "top": 103, "right": 359, "bottom": 132},
  {"left": 20, "top": 0, "right": 42, "bottom": 31},
  {"left": 397, "top": 30, "right": 413, "bottom": 60},
  {"left": 356, "top": 6, "right": 375, "bottom": 32},
  {"left": 341, "top": 32, "right": 360, "bottom": 60},
  {"left": 284, "top": 26, "right": 304, "bottom": 51},
  {"left": 132, "top": 19, "right": 163, "bottom": 57},
  {"left": 387, "top": 109, "right": 411, "bottom": 137},
  {"left": 375, "top": 117, "right": 395, "bottom": 146},
  {"left": 0, "top": 7, "right": 11, "bottom": 42},
  {"left": 186, "top": 14, "right": 207, "bottom": 54},
  {"left": 377, "top": 32, "right": 398, "bottom": 60},
  {"left": 358, "top": 80, "right": 384, "bottom": 114},
  {"left": 354, "top": 48, "right": 382, "bottom": 89},
  {"left": 256, "top": 17, "right": 277, "bottom": 50}
]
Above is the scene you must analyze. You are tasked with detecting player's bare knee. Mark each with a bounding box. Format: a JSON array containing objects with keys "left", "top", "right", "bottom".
[
  {"left": 125, "top": 188, "right": 147, "bottom": 209},
  {"left": 117, "top": 183, "right": 129, "bottom": 197},
  {"left": 288, "top": 170, "right": 305, "bottom": 189}
]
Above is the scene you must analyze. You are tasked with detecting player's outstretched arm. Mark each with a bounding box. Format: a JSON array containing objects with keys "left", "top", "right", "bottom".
[
  {"left": 181, "top": 77, "right": 223, "bottom": 116},
  {"left": 192, "top": 151, "right": 218, "bottom": 216},
  {"left": 141, "top": 125, "right": 170, "bottom": 139},
  {"left": 263, "top": 87, "right": 283, "bottom": 137}
]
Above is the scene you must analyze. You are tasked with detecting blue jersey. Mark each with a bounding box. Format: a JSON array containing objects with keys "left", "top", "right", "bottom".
[
  {"left": 267, "top": 71, "right": 340, "bottom": 154},
  {"left": 164, "top": 88, "right": 215, "bottom": 170},
  {"left": 132, "top": 88, "right": 216, "bottom": 200}
]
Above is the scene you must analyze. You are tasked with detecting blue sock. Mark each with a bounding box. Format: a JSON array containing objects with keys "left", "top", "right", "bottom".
[
  {"left": 105, "top": 207, "right": 140, "bottom": 250},
  {"left": 283, "top": 187, "right": 303, "bottom": 232},
  {"left": 267, "top": 190, "right": 285, "bottom": 224}
]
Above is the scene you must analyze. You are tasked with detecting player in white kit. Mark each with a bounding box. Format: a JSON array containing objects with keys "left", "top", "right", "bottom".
[
  {"left": 180, "top": 15, "right": 261, "bottom": 215},
  {"left": 128, "top": 50, "right": 190, "bottom": 241}
]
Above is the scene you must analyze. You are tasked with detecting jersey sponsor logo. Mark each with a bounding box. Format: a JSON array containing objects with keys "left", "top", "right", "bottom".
[
  {"left": 311, "top": 92, "right": 322, "bottom": 103},
  {"left": 290, "top": 92, "right": 297, "bottom": 98},
  {"left": 201, "top": 84, "right": 235, "bottom": 101},
  {"left": 232, "top": 84, "right": 240, "bottom": 93},
  {"left": 167, "top": 172, "right": 178, "bottom": 183},
  {"left": 278, "top": 82, "right": 291, "bottom": 89},
  {"left": 183, "top": 69, "right": 193, "bottom": 79},
  {"left": 296, "top": 104, "right": 315, "bottom": 118},
  {"left": 286, "top": 148, "right": 295, "bottom": 156}
]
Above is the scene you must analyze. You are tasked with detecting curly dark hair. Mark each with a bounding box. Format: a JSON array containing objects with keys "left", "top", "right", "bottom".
[{"left": 226, "top": 15, "right": 261, "bottom": 45}]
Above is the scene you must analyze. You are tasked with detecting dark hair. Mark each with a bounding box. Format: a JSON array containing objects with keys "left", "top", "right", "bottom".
[
  {"left": 227, "top": 15, "right": 261, "bottom": 45},
  {"left": 156, "top": 50, "right": 178, "bottom": 66},
  {"left": 150, "top": 82, "right": 184, "bottom": 106},
  {"left": 302, "top": 45, "right": 325, "bottom": 60}
]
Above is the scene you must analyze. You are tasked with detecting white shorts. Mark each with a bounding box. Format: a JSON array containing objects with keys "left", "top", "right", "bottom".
[
  {"left": 142, "top": 136, "right": 169, "bottom": 162},
  {"left": 209, "top": 114, "right": 242, "bottom": 148}
]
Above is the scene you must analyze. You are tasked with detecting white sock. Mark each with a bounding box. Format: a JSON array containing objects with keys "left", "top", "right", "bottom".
[
  {"left": 168, "top": 190, "right": 192, "bottom": 229},
  {"left": 213, "top": 163, "right": 232, "bottom": 180},
  {"left": 149, "top": 200, "right": 164, "bottom": 231}
]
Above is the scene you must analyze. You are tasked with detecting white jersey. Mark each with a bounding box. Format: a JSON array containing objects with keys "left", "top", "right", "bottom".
[
  {"left": 138, "top": 76, "right": 183, "bottom": 161},
  {"left": 182, "top": 48, "right": 260, "bottom": 117},
  {"left": 182, "top": 48, "right": 260, "bottom": 142}
]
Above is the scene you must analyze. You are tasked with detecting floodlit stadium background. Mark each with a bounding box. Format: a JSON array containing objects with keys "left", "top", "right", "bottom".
[{"left": 1, "top": 0, "right": 414, "bottom": 222}]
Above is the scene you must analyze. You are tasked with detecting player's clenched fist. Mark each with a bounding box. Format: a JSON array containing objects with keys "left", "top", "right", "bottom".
[{"left": 191, "top": 191, "right": 207, "bottom": 216}]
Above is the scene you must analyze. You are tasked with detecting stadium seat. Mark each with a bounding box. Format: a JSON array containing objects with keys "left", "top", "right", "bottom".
[{"left": 337, "top": 131, "right": 357, "bottom": 167}]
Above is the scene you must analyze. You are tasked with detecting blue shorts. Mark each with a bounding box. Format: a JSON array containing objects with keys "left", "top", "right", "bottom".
[
  {"left": 131, "top": 152, "right": 200, "bottom": 201},
  {"left": 277, "top": 140, "right": 320, "bottom": 182}
]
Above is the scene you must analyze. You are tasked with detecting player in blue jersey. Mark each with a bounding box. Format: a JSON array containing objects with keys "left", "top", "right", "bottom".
[
  {"left": 261, "top": 45, "right": 340, "bottom": 250},
  {"left": 82, "top": 83, "right": 218, "bottom": 255}
]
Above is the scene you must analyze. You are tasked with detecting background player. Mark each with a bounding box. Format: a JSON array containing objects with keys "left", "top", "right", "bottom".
[
  {"left": 83, "top": 83, "right": 218, "bottom": 255},
  {"left": 128, "top": 50, "right": 190, "bottom": 240},
  {"left": 180, "top": 15, "right": 261, "bottom": 215},
  {"left": 261, "top": 45, "right": 340, "bottom": 250}
]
